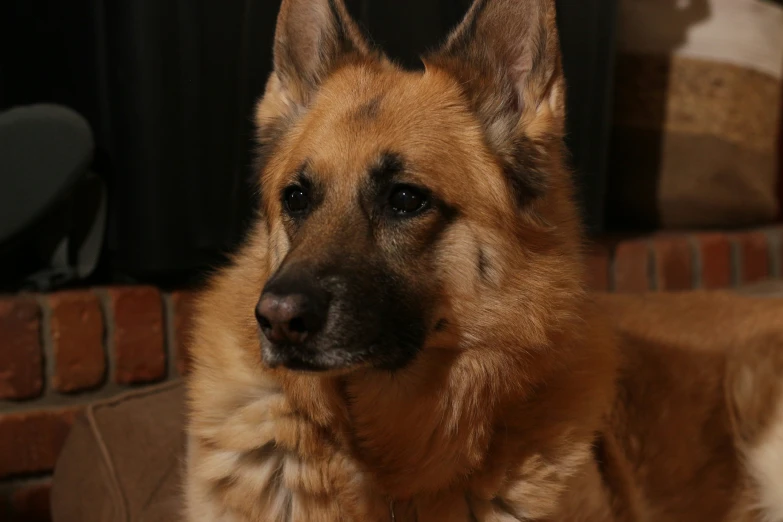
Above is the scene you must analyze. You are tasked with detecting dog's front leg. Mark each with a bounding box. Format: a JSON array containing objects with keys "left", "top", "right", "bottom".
[
  {"left": 466, "top": 441, "right": 614, "bottom": 522},
  {"left": 185, "top": 384, "right": 389, "bottom": 522}
]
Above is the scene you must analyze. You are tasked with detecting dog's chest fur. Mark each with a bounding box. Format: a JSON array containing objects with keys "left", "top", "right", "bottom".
[{"left": 186, "top": 367, "right": 612, "bottom": 522}]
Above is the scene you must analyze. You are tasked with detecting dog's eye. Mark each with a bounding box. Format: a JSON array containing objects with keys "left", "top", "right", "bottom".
[
  {"left": 283, "top": 186, "right": 310, "bottom": 214},
  {"left": 389, "top": 185, "right": 428, "bottom": 215}
]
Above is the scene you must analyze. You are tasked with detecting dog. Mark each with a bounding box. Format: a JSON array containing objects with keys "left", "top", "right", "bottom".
[{"left": 184, "top": 0, "right": 783, "bottom": 520}]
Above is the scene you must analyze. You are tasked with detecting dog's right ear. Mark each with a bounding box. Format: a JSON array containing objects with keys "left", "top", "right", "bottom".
[
  {"left": 254, "top": 0, "right": 376, "bottom": 177},
  {"left": 270, "top": 0, "right": 373, "bottom": 111}
]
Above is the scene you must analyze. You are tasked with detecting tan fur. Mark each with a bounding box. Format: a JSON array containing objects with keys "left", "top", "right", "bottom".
[{"left": 185, "top": 0, "right": 783, "bottom": 520}]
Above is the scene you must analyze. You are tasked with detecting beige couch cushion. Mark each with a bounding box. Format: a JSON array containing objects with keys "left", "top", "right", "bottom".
[{"left": 51, "top": 381, "right": 185, "bottom": 522}]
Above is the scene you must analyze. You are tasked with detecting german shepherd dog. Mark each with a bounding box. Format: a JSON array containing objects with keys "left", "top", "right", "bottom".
[{"left": 185, "top": 0, "right": 783, "bottom": 520}]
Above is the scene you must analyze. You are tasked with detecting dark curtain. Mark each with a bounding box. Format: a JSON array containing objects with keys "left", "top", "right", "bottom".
[{"left": 1, "top": 0, "right": 615, "bottom": 286}]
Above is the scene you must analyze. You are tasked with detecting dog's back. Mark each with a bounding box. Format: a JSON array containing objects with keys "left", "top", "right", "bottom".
[{"left": 597, "top": 292, "right": 783, "bottom": 522}]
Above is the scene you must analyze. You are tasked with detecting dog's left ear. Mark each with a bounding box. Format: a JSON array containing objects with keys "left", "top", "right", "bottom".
[{"left": 427, "top": 0, "right": 565, "bottom": 202}]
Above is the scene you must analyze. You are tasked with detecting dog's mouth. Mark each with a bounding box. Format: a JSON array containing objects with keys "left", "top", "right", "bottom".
[
  {"left": 259, "top": 329, "right": 428, "bottom": 374},
  {"left": 261, "top": 339, "right": 366, "bottom": 373}
]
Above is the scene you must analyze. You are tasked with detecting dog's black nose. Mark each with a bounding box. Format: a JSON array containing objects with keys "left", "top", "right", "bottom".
[{"left": 255, "top": 276, "right": 329, "bottom": 345}]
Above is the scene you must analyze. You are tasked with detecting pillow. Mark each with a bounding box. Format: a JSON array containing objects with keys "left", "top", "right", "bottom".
[
  {"left": 607, "top": 0, "right": 783, "bottom": 229},
  {"left": 50, "top": 382, "right": 185, "bottom": 522}
]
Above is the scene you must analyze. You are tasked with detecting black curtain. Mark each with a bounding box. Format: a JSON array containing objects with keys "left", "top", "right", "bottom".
[{"left": 1, "top": 0, "right": 616, "bottom": 286}]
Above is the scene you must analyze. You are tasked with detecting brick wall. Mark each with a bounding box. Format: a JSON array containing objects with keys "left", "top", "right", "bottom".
[
  {"left": 585, "top": 227, "right": 783, "bottom": 293},
  {"left": 0, "top": 287, "right": 195, "bottom": 522},
  {"left": 0, "top": 227, "right": 782, "bottom": 520}
]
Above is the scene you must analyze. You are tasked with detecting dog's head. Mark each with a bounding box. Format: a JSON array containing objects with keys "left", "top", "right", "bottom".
[{"left": 253, "top": 0, "right": 583, "bottom": 373}]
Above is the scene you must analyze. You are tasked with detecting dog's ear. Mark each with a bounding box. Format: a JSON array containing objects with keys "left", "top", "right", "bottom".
[
  {"left": 254, "top": 0, "right": 376, "bottom": 178},
  {"left": 271, "top": 0, "right": 373, "bottom": 109},
  {"left": 427, "top": 0, "right": 565, "bottom": 203}
]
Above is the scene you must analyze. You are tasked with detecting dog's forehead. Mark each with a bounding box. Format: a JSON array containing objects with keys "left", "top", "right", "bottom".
[{"left": 290, "top": 65, "right": 484, "bottom": 183}]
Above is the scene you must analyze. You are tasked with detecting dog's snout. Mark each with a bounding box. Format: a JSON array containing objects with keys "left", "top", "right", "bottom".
[{"left": 256, "top": 276, "right": 329, "bottom": 345}]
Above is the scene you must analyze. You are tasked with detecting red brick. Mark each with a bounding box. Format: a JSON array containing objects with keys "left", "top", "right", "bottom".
[
  {"left": 108, "top": 287, "right": 166, "bottom": 384},
  {"left": 612, "top": 240, "right": 651, "bottom": 292},
  {"left": 696, "top": 233, "right": 732, "bottom": 289},
  {"left": 585, "top": 244, "right": 610, "bottom": 291},
  {"left": 171, "top": 291, "right": 197, "bottom": 376},
  {"left": 0, "top": 409, "right": 78, "bottom": 477},
  {"left": 10, "top": 481, "right": 51, "bottom": 522},
  {"left": 0, "top": 298, "right": 42, "bottom": 400},
  {"left": 653, "top": 235, "right": 693, "bottom": 291},
  {"left": 735, "top": 232, "right": 770, "bottom": 284},
  {"left": 48, "top": 291, "right": 105, "bottom": 393}
]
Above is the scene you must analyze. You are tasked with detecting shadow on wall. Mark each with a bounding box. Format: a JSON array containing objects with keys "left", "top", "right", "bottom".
[
  {"left": 607, "top": 0, "right": 711, "bottom": 231},
  {"left": 609, "top": 0, "right": 783, "bottom": 231}
]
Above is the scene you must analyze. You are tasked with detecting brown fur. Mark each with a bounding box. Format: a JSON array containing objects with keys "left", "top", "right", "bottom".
[{"left": 185, "top": 0, "right": 783, "bottom": 520}]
